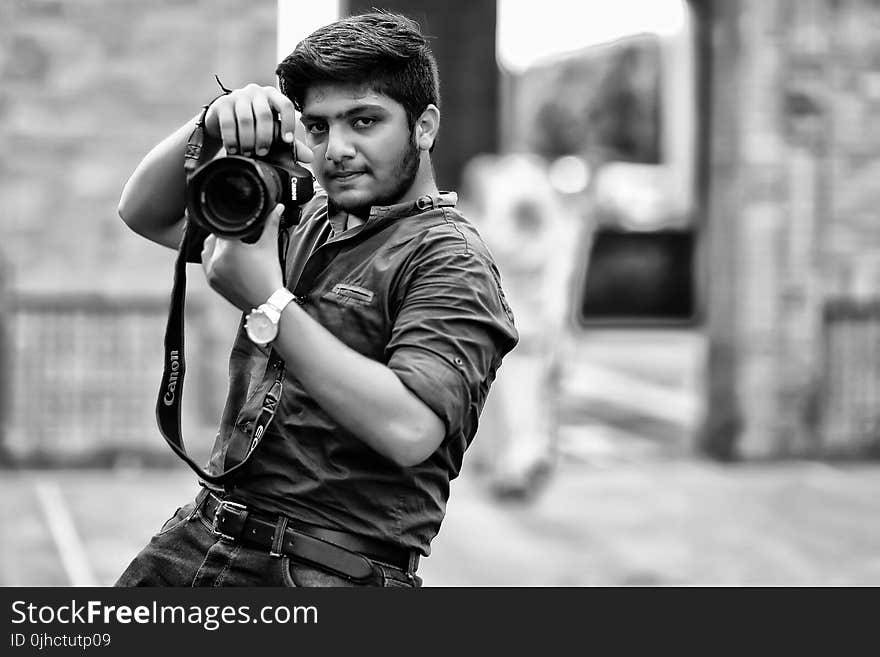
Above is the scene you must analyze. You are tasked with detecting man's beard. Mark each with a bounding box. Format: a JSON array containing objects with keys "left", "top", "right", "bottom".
[{"left": 328, "top": 135, "right": 421, "bottom": 219}]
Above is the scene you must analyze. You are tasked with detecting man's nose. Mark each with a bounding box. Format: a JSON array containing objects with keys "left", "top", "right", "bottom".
[{"left": 324, "top": 127, "right": 355, "bottom": 162}]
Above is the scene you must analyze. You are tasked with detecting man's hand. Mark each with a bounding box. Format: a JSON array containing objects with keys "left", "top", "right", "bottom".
[
  {"left": 205, "top": 83, "right": 314, "bottom": 165},
  {"left": 201, "top": 203, "right": 286, "bottom": 312}
]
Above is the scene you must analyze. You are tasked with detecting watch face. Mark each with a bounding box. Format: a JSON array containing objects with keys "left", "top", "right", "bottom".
[{"left": 245, "top": 310, "right": 278, "bottom": 345}]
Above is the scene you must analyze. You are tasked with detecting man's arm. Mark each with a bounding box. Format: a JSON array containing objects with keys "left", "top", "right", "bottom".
[
  {"left": 200, "top": 207, "right": 446, "bottom": 468},
  {"left": 117, "top": 117, "right": 216, "bottom": 249},
  {"left": 273, "top": 298, "right": 447, "bottom": 468}
]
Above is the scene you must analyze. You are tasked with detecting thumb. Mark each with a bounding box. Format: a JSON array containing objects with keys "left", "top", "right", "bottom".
[{"left": 257, "top": 203, "right": 284, "bottom": 244}]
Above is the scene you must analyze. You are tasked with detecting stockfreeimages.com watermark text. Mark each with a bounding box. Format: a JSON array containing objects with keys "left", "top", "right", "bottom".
[{"left": 11, "top": 599, "right": 318, "bottom": 632}]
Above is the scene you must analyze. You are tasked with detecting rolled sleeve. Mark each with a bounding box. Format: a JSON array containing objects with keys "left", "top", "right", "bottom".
[
  {"left": 386, "top": 230, "right": 518, "bottom": 442},
  {"left": 388, "top": 345, "right": 470, "bottom": 439}
]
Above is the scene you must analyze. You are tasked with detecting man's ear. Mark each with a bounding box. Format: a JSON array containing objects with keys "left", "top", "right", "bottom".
[{"left": 415, "top": 104, "right": 440, "bottom": 151}]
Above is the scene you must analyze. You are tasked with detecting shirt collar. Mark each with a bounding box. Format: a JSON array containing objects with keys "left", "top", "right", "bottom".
[{"left": 328, "top": 191, "right": 459, "bottom": 235}]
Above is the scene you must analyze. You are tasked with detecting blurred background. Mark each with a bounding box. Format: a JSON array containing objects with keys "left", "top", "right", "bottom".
[{"left": 2, "top": 0, "right": 880, "bottom": 586}]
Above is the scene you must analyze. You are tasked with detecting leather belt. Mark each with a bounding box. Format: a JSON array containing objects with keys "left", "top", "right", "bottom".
[{"left": 199, "top": 491, "right": 418, "bottom": 582}]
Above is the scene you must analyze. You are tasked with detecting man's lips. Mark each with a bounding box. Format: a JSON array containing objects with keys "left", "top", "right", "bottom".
[{"left": 328, "top": 171, "right": 365, "bottom": 181}]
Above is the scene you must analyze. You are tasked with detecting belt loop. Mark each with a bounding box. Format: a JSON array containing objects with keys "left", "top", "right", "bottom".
[
  {"left": 191, "top": 488, "right": 210, "bottom": 519},
  {"left": 406, "top": 551, "right": 419, "bottom": 582},
  {"left": 269, "top": 515, "right": 289, "bottom": 558}
]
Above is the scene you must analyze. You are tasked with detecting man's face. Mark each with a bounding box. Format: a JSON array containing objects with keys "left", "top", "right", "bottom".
[{"left": 300, "top": 83, "right": 420, "bottom": 216}]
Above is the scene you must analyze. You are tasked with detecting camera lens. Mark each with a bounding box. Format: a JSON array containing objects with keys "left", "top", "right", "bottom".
[
  {"left": 187, "top": 155, "right": 299, "bottom": 242},
  {"left": 201, "top": 166, "right": 266, "bottom": 233}
]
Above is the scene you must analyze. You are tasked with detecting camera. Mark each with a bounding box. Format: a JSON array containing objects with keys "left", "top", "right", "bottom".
[{"left": 185, "top": 148, "right": 315, "bottom": 243}]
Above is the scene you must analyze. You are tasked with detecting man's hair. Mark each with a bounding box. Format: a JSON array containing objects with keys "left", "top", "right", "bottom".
[{"left": 276, "top": 11, "right": 440, "bottom": 129}]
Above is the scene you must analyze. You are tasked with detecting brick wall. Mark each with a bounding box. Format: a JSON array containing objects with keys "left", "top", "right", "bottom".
[
  {"left": 0, "top": 0, "right": 277, "bottom": 294},
  {"left": 0, "top": 0, "right": 280, "bottom": 459}
]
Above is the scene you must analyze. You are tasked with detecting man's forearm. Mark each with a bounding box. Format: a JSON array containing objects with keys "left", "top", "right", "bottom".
[
  {"left": 118, "top": 115, "right": 222, "bottom": 249},
  {"left": 272, "top": 301, "right": 445, "bottom": 468}
]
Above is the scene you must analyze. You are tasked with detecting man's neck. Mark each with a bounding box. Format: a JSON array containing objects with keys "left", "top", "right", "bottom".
[{"left": 397, "top": 151, "right": 438, "bottom": 204}]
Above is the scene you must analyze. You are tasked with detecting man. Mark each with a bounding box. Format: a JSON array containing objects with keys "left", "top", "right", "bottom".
[{"left": 115, "top": 12, "right": 517, "bottom": 587}]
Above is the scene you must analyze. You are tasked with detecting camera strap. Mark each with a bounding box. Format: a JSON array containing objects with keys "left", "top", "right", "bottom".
[
  {"left": 183, "top": 80, "right": 228, "bottom": 180},
  {"left": 155, "top": 83, "right": 287, "bottom": 484}
]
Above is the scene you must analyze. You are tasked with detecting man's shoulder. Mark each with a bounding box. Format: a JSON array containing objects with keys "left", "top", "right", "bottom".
[{"left": 410, "top": 205, "right": 496, "bottom": 262}]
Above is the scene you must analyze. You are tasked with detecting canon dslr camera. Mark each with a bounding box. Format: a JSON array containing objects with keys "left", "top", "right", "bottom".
[{"left": 186, "top": 139, "right": 315, "bottom": 242}]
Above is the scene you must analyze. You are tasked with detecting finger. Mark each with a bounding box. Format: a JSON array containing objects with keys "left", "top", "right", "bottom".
[
  {"left": 233, "top": 97, "right": 256, "bottom": 155},
  {"left": 266, "top": 87, "right": 297, "bottom": 145},
  {"left": 214, "top": 101, "right": 239, "bottom": 154},
  {"left": 251, "top": 94, "right": 275, "bottom": 156},
  {"left": 204, "top": 95, "right": 230, "bottom": 141},
  {"left": 200, "top": 234, "right": 217, "bottom": 269},
  {"left": 257, "top": 203, "right": 284, "bottom": 245}
]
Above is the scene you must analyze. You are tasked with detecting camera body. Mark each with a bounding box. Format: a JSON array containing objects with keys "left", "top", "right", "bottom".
[{"left": 186, "top": 151, "right": 315, "bottom": 243}]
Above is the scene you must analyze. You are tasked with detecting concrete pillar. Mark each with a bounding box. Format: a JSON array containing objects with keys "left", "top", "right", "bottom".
[{"left": 700, "top": 0, "right": 878, "bottom": 459}]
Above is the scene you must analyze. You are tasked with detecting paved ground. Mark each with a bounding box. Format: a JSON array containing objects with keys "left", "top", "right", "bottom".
[{"left": 2, "top": 458, "right": 879, "bottom": 587}]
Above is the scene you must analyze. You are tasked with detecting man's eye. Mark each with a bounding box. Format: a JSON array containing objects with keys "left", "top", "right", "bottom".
[
  {"left": 353, "top": 117, "right": 376, "bottom": 129},
  {"left": 306, "top": 123, "right": 327, "bottom": 135}
]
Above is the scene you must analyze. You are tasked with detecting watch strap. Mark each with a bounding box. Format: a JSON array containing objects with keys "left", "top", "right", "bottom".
[
  {"left": 266, "top": 288, "right": 296, "bottom": 314},
  {"left": 254, "top": 302, "right": 281, "bottom": 325}
]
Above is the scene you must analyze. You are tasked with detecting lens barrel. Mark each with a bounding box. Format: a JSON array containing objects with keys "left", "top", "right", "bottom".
[{"left": 186, "top": 156, "right": 284, "bottom": 241}]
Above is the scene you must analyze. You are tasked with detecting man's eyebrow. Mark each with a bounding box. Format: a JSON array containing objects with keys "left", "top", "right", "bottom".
[{"left": 300, "top": 104, "right": 390, "bottom": 122}]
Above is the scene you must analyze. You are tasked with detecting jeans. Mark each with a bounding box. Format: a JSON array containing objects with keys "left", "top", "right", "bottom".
[{"left": 115, "top": 499, "right": 420, "bottom": 588}]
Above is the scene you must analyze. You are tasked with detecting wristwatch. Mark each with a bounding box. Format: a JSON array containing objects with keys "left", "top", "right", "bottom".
[{"left": 245, "top": 288, "right": 297, "bottom": 347}]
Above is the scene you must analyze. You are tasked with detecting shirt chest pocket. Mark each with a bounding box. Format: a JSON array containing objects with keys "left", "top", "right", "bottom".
[
  {"left": 316, "top": 282, "right": 388, "bottom": 357},
  {"left": 327, "top": 283, "right": 375, "bottom": 305}
]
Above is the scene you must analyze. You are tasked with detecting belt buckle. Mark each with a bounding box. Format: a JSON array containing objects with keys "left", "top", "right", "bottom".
[{"left": 212, "top": 499, "right": 247, "bottom": 542}]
